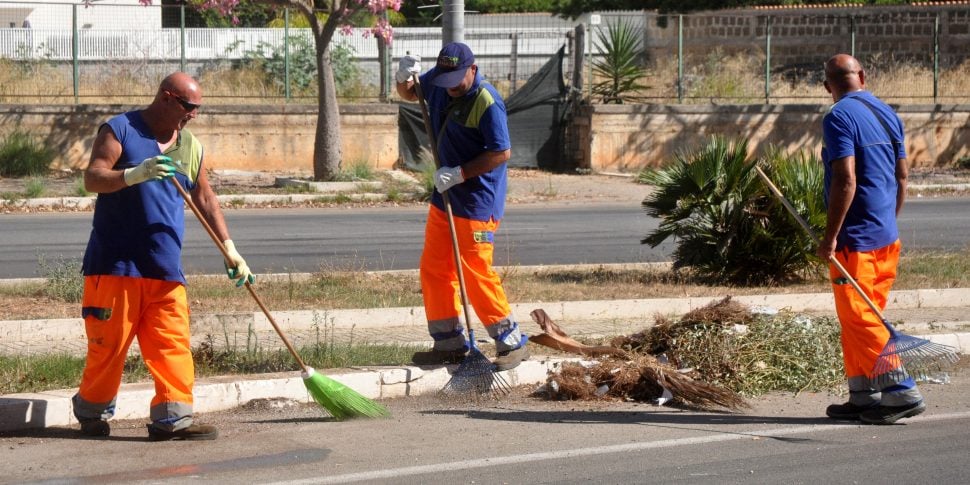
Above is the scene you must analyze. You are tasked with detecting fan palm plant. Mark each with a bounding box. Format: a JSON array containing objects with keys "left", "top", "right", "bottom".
[
  {"left": 640, "top": 136, "right": 825, "bottom": 285},
  {"left": 592, "top": 19, "right": 648, "bottom": 104}
]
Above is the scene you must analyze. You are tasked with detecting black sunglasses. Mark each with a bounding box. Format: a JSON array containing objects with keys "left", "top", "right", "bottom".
[{"left": 164, "top": 90, "right": 201, "bottom": 111}]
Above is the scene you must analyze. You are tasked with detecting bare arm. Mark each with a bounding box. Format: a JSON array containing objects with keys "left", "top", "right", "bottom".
[
  {"left": 818, "top": 156, "right": 856, "bottom": 260},
  {"left": 190, "top": 167, "right": 231, "bottom": 244},
  {"left": 460, "top": 149, "right": 511, "bottom": 179},
  {"left": 895, "top": 156, "right": 908, "bottom": 216},
  {"left": 83, "top": 126, "right": 128, "bottom": 194},
  {"left": 396, "top": 78, "right": 418, "bottom": 102}
]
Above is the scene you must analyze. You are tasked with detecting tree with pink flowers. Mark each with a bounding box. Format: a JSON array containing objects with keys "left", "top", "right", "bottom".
[{"left": 139, "top": 0, "right": 401, "bottom": 180}]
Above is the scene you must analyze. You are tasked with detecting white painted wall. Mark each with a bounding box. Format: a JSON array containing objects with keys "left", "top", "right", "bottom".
[{"left": 0, "top": 0, "right": 160, "bottom": 30}]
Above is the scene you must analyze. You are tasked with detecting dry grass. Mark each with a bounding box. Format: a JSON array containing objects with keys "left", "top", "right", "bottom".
[{"left": 4, "top": 248, "right": 969, "bottom": 321}]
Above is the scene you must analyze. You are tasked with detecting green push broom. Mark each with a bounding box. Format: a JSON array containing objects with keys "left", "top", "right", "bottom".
[
  {"left": 411, "top": 72, "right": 512, "bottom": 397},
  {"left": 754, "top": 166, "right": 960, "bottom": 384},
  {"left": 172, "top": 178, "right": 389, "bottom": 419}
]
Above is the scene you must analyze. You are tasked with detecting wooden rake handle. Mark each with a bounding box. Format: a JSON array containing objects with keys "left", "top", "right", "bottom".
[
  {"left": 411, "top": 73, "right": 475, "bottom": 331},
  {"left": 753, "top": 166, "right": 890, "bottom": 325},
  {"left": 170, "top": 177, "right": 309, "bottom": 372}
]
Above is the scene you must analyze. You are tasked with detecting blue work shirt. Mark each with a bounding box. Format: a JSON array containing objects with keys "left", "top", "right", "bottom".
[
  {"left": 821, "top": 90, "right": 906, "bottom": 252},
  {"left": 419, "top": 69, "right": 512, "bottom": 221}
]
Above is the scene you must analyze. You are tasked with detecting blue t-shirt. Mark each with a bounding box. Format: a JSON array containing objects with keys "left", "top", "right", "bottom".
[
  {"left": 82, "top": 111, "right": 202, "bottom": 283},
  {"left": 821, "top": 91, "right": 906, "bottom": 252},
  {"left": 420, "top": 69, "right": 512, "bottom": 221}
]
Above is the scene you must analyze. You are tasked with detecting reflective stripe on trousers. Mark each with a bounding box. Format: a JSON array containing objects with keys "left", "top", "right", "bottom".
[
  {"left": 419, "top": 205, "right": 514, "bottom": 349},
  {"left": 74, "top": 275, "right": 194, "bottom": 429}
]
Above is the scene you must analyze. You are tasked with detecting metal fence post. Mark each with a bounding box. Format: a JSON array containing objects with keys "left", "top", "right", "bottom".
[
  {"left": 284, "top": 8, "right": 290, "bottom": 101},
  {"left": 72, "top": 4, "right": 79, "bottom": 105},
  {"left": 677, "top": 14, "right": 683, "bottom": 104},
  {"left": 764, "top": 15, "right": 771, "bottom": 105},
  {"left": 934, "top": 13, "right": 940, "bottom": 104},
  {"left": 509, "top": 32, "right": 518, "bottom": 95},
  {"left": 850, "top": 15, "right": 856, "bottom": 57},
  {"left": 180, "top": 5, "right": 186, "bottom": 73}
]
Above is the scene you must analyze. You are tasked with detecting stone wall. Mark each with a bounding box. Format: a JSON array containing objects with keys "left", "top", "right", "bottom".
[
  {"left": 580, "top": 103, "right": 970, "bottom": 171},
  {"left": 641, "top": 5, "right": 970, "bottom": 68},
  {"left": 0, "top": 103, "right": 401, "bottom": 173},
  {"left": 2, "top": 102, "right": 968, "bottom": 174}
]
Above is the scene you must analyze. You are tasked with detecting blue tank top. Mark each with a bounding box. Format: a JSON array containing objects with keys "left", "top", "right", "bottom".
[{"left": 82, "top": 111, "right": 202, "bottom": 283}]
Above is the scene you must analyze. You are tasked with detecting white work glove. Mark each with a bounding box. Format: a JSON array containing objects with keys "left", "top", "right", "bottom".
[
  {"left": 434, "top": 165, "right": 465, "bottom": 193},
  {"left": 222, "top": 239, "right": 255, "bottom": 287},
  {"left": 122, "top": 155, "right": 176, "bottom": 186},
  {"left": 396, "top": 54, "right": 421, "bottom": 84}
]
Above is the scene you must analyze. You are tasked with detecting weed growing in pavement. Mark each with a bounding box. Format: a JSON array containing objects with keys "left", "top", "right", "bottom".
[
  {"left": 0, "top": 130, "right": 56, "bottom": 177},
  {"left": 37, "top": 254, "right": 83, "bottom": 303},
  {"left": 24, "top": 177, "right": 45, "bottom": 198},
  {"left": 335, "top": 160, "right": 375, "bottom": 181},
  {"left": 73, "top": 176, "right": 91, "bottom": 197}
]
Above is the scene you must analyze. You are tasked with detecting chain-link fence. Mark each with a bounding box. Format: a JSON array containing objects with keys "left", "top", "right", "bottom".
[{"left": 1, "top": 3, "right": 968, "bottom": 105}]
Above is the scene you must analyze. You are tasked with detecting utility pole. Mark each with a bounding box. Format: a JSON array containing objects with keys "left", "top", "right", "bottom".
[{"left": 442, "top": 0, "right": 464, "bottom": 45}]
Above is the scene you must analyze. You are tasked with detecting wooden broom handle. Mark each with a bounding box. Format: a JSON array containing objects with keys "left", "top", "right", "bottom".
[
  {"left": 411, "top": 74, "right": 475, "bottom": 330},
  {"left": 171, "top": 178, "right": 309, "bottom": 372},
  {"left": 753, "top": 166, "right": 888, "bottom": 322}
]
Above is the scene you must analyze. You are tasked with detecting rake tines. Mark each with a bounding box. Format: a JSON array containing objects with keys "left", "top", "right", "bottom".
[
  {"left": 442, "top": 331, "right": 512, "bottom": 398},
  {"left": 871, "top": 330, "right": 961, "bottom": 387}
]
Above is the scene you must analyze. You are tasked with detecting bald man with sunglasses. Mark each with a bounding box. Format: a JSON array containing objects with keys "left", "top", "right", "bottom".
[{"left": 74, "top": 72, "right": 254, "bottom": 441}]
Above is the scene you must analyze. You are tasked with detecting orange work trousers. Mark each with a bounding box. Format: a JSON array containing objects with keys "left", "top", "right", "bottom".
[
  {"left": 77, "top": 275, "right": 194, "bottom": 411},
  {"left": 420, "top": 205, "right": 512, "bottom": 327},
  {"left": 829, "top": 240, "right": 901, "bottom": 379}
]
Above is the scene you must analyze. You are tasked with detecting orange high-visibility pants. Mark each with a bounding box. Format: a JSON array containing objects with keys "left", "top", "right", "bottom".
[
  {"left": 77, "top": 275, "right": 194, "bottom": 413},
  {"left": 829, "top": 240, "right": 901, "bottom": 379},
  {"left": 420, "top": 205, "right": 512, "bottom": 328}
]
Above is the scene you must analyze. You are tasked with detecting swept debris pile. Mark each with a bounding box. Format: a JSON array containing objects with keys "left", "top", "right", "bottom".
[{"left": 535, "top": 297, "right": 844, "bottom": 410}]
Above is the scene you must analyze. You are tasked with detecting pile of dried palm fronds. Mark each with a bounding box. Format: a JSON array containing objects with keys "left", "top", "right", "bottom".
[
  {"left": 534, "top": 296, "right": 844, "bottom": 409},
  {"left": 539, "top": 354, "right": 748, "bottom": 411}
]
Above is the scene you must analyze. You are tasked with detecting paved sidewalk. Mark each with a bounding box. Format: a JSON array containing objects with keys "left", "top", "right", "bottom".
[{"left": 3, "top": 286, "right": 969, "bottom": 432}]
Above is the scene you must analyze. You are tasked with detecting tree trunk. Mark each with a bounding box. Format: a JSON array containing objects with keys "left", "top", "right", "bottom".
[{"left": 313, "top": 33, "right": 341, "bottom": 181}]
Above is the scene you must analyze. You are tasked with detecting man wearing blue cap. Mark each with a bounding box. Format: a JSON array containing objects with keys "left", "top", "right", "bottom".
[{"left": 396, "top": 42, "right": 529, "bottom": 371}]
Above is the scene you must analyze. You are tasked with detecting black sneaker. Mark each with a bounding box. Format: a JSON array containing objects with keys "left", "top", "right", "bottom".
[
  {"left": 411, "top": 349, "right": 468, "bottom": 366},
  {"left": 147, "top": 423, "right": 219, "bottom": 442},
  {"left": 860, "top": 401, "right": 926, "bottom": 425},
  {"left": 825, "top": 402, "right": 874, "bottom": 421},
  {"left": 79, "top": 419, "right": 110, "bottom": 438},
  {"left": 493, "top": 344, "right": 530, "bottom": 371}
]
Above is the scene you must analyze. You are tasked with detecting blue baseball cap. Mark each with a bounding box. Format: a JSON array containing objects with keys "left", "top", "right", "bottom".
[{"left": 430, "top": 42, "right": 475, "bottom": 88}]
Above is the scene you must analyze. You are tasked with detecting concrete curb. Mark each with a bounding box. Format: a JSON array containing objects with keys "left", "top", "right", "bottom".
[{"left": 0, "top": 357, "right": 567, "bottom": 432}]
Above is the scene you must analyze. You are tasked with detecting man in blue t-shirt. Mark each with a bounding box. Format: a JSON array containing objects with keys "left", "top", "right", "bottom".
[
  {"left": 74, "top": 72, "right": 255, "bottom": 441},
  {"left": 396, "top": 42, "right": 528, "bottom": 371},
  {"left": 819, "top": 54, "right": 922, "bottom": 425}
]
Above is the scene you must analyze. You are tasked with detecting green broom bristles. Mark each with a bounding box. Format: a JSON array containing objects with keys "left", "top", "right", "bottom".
[{"left": 302, "top": 367, "right": 389, "bottom": 420}]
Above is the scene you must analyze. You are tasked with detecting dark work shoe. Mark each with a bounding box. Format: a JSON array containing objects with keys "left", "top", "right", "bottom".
[
  {"left": 411, "top": 349, "right": 468, "bottom": 366},
  {"left": 79, "top": 419, "right": 110, "bottom": 438},
  {"left": 147, "top": 423, "right": 219, "bottom": 442},
  {"left": 825, "top": 402, "right": 875, "bottom": 421},
  {"left": 860, "top": 401, "right": 926, "bottom": 425},
  {"left": 493, "top": 345, "right": 530, "bottom": 371}
]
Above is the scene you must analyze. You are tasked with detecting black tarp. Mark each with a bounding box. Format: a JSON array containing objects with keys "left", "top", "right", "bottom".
[{"left": 398, "top": 46, "right": 570, "bottom": 171}]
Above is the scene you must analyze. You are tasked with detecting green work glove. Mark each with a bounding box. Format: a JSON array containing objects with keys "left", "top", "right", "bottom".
[
  {"left": 123, "top": 155, "right": 177, "bottom": 186},
  {"left": 222, "top": 239, "right": 255, "bottom": 287}
]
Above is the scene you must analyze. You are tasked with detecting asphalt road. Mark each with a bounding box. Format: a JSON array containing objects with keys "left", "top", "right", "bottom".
[
  {"left": 3, "top": 369, "right": 969, "bottom": 484},
  {"left": 1, "top": 198, "right": 968, "bottom": 279}
]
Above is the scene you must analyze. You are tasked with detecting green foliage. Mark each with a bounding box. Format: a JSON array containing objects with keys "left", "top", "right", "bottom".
[
  {"left": 467, "top": 0, "right": 557, "bottom": 12},
  {"left": 74, "top": 176, "right": 91, "bottom": 197},
  {"left": 639, "top": 136, "right": 824, "bottom": 285},
  {"left": 37, "top": 254, "right": 84, "bottom": 303},
  {"left": 191, "top": 0, "right": 277, "bottom": 27},
  {"left": 591, "top": 19, "right": 648, "bottom": 104},
  {"left": 0, "top": 130, "right": 56, "bottom": 177},
  {"left": 234, "top": 35, "right": 361, "bottom": 97},
  {"left": 653, "top": 310, "right": 845, "bottom": 396},
  {"left": 24, "top": 177, "right": 45, "bottom": 198}
]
